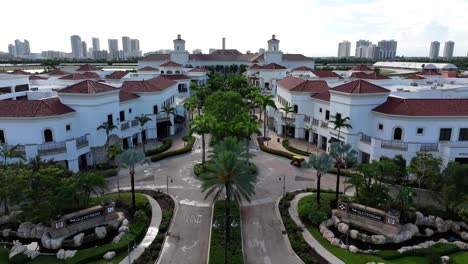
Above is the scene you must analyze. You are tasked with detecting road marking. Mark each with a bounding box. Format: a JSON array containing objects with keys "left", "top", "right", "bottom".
[
  {"left": 248, "top": 239, "right": 266, "bottom": 252},
  {"left": 185, "top": 214, "right": 203, "bottom": 224},
  {"left": 181, "top": 240, "right": 199, "bottom": 252},
  {"left": 179, "top": 199, "right": 211, "bottom": 207}
]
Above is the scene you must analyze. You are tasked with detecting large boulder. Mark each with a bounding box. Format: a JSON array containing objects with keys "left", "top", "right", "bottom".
[
  {"left": 24, "top": 249, "right": 40, "bottom": 259},
  {"left": 2, "top": 229, "right": 11, "bottom": 238},
  {"left": 17, "top": 222, "right": 35, "bottom": 238},
  {"left": 349, "top": 229, "right": 359, "bottom": 240},
  {"left": 121, "top": 219, "right": 129, "bottom": 227},
  {"left": 41, "top": 232, "right": 65, "bottom": 250},
  {"left": 441, "top": 256, "right": 450, "bottom": 264},
  {"left": 415, "top": 211, "right": 425, "bottom": 225},
  {"left": 73, "top": 233, "right": 85, "bottom": 247},
  {"left": 30, "top": 224, "right": 48, "bottom": 239},
  {"left": 451, "top": 223, "right": 461, "bottom": 233},
  {"left": 435, "top": 217, "right": 450, "bottom": 233},
  {"left": 460, "top": 231, "right": 468, "bottom": 241},
  {"left": 322, "top": 230, "right": 335, "bottom": 242},
  {"left": 348, "top": 245, "right": 359, "bottom": 253},
  {"left": 103, "top": 251, "right": 116, "bottom": 260},
  {"left": 64, "top": 250, "right": 77, "bottom": 259},
  {"left": 319, "top": 224, "right": 328, "bottom": 234},
  {"left": 425, "top": 228, "right": 434, "bottom": 237},
  {"left": 330, "top": 238, "right": 341, "bottom": 247},
  {"left": 112, "top": 232, "right": 126, "bottom": 243},
  {"left": 118, "top": 226, "right": 130, "bottom": 234},
  {"left": 9, "top": 241, "right": 27, "bottom": 259},
  {"left": 337, "top": 223, "right": 349, "bottom": 235},
  {"left": 56, "top": 249, "right": 66, "bottom": 260},
  {"left": 95, "top": 226, "right": 107, "bottom": 239},
  {"left": 371, "top": 235, "right": 386, "bottom": 245},
  {"left": 453, "top": 241, "right": 468, "bottom": 250},
  {"left": 332, "top": 215, "right": 341, "bottom": 226},
  {"left": 0, "top": 211, "right": 22, "bottom": 225}
]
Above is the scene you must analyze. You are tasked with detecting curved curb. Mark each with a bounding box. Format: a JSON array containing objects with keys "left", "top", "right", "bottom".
[
  {"left": 289, "top": 192, "right": 345, "bottom": 264},
  {"left": 275, "top": 195, "right": 306, "bottom": 264},
  {"left": 156, "top": 192, "right": 179, "bottom": 264}
]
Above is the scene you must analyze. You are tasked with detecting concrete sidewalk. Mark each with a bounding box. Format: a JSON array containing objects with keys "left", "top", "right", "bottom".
[{"left": 289, "top": 192, "right": 344, "bottom": 264}]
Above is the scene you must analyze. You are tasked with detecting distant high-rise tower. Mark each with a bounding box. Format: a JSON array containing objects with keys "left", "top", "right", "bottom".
[
  {"left": 367, "top": 44, "right": 381, "bottom": 60},
  {"left": 92, "top": 37, "right": 100, "bottom": 51},
  {"left": 82, "top": 41, "right": 88, "bottom": 58},
  {"left": 8, "top": 44, "right": 16, "bottom": 57},
  {"left": 443, "top": 41, "right": 455, "bottom": 60},
  {"left": 337, "top": 40, "right": 351, "bottom": 57},
  {"left": 108, "top": 39, "right": 119, "bottom": 59},
  {"left": 355, "top": 40, "right": 371, "bottom": 57},
  {"left": 70, "top": 35, "right": 83, "bottom": 59},
  {"left": 130, "top": 39, "right": 140, "bottom": 52},
  {"left": 429, "top": 41, "right": 440, "bottom": 60},
  {"left": 122, "top": 36, "right": 131, "bottom": 55},
  {"left": 14, "top": 39, "right": 30, "bottom": 56},
  {"left": 222, "top": 37, "right": 226, "bottom": 50},
  {"left": 378, "top": 40, "right": 397, "bottom": 59}
]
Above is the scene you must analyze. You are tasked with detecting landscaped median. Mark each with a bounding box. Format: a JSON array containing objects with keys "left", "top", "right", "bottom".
[
  {"left": 208, "top": 200, "right": 243, "bottom": 264},
  {"left": 194, "top": 161, "right": 257, "bottom": 177},
  {"left": 145, "top": 139, "right": 172, "bottom": 156},
  {"left": 150, "top": 136, "right": 195, "bottom": 162},
  {"left": 257, "top": 137, "right": 295, "bottom": 160},
  {"left": 282, "top": 139, "right": 311, "bottom": 156}
]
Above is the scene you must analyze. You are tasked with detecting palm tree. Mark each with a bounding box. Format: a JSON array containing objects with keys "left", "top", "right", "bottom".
[
  {"left": 200, "top": 137, "right": 257, "bottom": 264},
  {"left": 281, "top": 105, "right": 295, "bottom": 118},
  {"left": 302, "top": 153, "right": 334, "bottom": 207},
  {"left": 108, "top": 144, "right": 123, "bottom": 198},
  {"left": 0, "top": 144, "right": 25, "bottom": 165},
  {"left": 256, "top": 95, "right": 277, "bottom": 138},
  {"left": 332, "top": 115, "right": 352, "bottom": 142},
  {"left": 134, "top": 115, "right": 152, "bottom": 153},
  {"left": 329, "top": 142, "right": 357, "bottom": 202},
  {"left": 74, "top": 172, "right": 108, "bottom": 207},
  {"left": 97, "top": 121, "right": 118, "bottom": 148},
  {"left": 234, "top": 114, "right": 260, "bottom": 165},
  {"left": 161, "top": 104, "right": 177, "bottom": 137},
  {"left": 184, "top": 96, "right": 197, "bottom": 121},
  {"left": 190, "top": 115, "right": 212, "bottom": 165},
  {"left": 116, "top": 149, "right": 150, "bottom": 214}
]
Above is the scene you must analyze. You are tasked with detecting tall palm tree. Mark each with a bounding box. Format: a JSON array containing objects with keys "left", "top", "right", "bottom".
[
  {"left": 200, "top": 137, "right": 257, "bottom": 264},
  {"left": 234, "top": 114, "right": 260, "bottom": 165},
  {"left": 97, "top": 121, "right": 118, "bottom": 148},
  {"left": 302, "top": 153, "right": 334, "bottom": 207},
  {"left": 108, "top": 144, "right": 123, "bottom": 198},
  {"left": 184, "top": 96, "right": 197, "bottom": 121},
  {"left": 161, "top": 104, "right": 177, "bottom": 137},
  {"left": 116, "top": 149, "right": 149, "bottom": 213},
  {"left": 281, "top": 105, "right": 295, "bottom": 118},
  {"left": 329, "top": 142, "right": 357, "bottom": 202},
  {"left": 256, "top": 95, "right": 277, "bottom": 138},
  {"left": 0, "top": 144, "right": 25, "bottom": 165},
  {"left": 190, "top": 115, "right": 212, "bottom": 165},
  {"left": 332, "top": 115, "right": 352, "bottom": 142},
  {"left": 134, "top": 115, "right": 152, "bottom": 152}
]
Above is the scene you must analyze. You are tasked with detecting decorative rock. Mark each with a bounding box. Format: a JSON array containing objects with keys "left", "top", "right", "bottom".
[
  {"left": 122, "top": 219, "right": 129, "bottom": 226},
  {"left": 453, "top": 241, "right": 468, "bottom": 250},
  {"left": 349, "top": 245, "right": 359, "bottom": 253},
  {"left": 323, "top": 218, "right": 334, "bottom": 227},
  {"left": 103, "top": 251, "right": 116, "bottom": 260},
  {"left": 322, "top": 230, "right": 335, "bottom": 242},
  {"left": 56, "top": 249, "right": 66, "bottom": 260},
  {"left": 24, "top": 249, "right": 40, "bottom": 259},
  {"left": 41, "top": 233, "right": 65, "bottom": 250},
  {"left": 350, "top": 229, "right": 359, "bottom": 240},
  {"left": 2, "top": 229, "right": 11, "bottom": 237},
  {"left": 118, "top": 226, "right": 130, "bottom": 234},
  {"left": 30, "top": 223, "right": 48, "bottom": 239},
  {"left": 332, "top": 215, "right": 341, "bottom": 226},
  {"left": 451, "top": 223, "right": 461, "bottom": 232},
  {"left": 330, "top": 238, "right": 341, "bottom": 247},
  {"left": 112, "top": 232, "right": 126, "bottom": 243},
  {"left": 424, "top": 228, "right": 434, "bottom": 237},
  {"left": 357, "top": 233, "right": 369, "bottom": 243},
  {"left": 17, "top": 222, "right": 35, "bottom": 238},
  {"left": 436, "top": 217, "right": 450, "bottom": 233},
  {"left": 415, "top": 211, "right": 424, "bottom": 225},
  {"left": 460, "top": 231, "right": 468, "bottom": 241},
  {"left": 337, "top": 223, "right": 349, "bottom": 234},
  {"left": 438, "top": 238, "right": 448, "bottom": 243},
  {"left": 95, "top": 226, "right": 107, "bottom": 239},
  {"left": 441, "top": 256, "right": 450, "bottom": 264},
  {"left": 65, "top": 250, "right": 77, "bottom": 259},
  {"left": 0, "top": 211, "right": 22, "bottom": 225},
  {"left": 9, "top": 241, "right": 27, "bottom": 259},
  {"left": 319, "top": 224, "right": 328, "bottom": 234},
  {"left": 371, "top": 235, "right": 386, "bottom": 245},
  {"left": 73, "top": 233, "right": 85, "bottom": 247}
]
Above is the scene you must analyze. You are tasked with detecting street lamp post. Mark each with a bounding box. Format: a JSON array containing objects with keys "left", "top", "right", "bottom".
[
  {"left": 212, "top": 214, "right": 238, "bottom": 264},
  {"left": 279, "top": 175, "right": 286, "bottom": 209},
  {"left": 166, "top": 175, "right": 173, "bottom": 195}
]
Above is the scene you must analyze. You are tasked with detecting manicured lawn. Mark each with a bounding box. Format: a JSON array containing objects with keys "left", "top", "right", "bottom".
[
  {"left": 209, "top": 200, "right": 243, "bottom": 264},
  {"left": 451, "top": 251, "right": 468, "bottom": 264},
  {"left": 0, "top": 246, "right": 9, "bottom": 263}
]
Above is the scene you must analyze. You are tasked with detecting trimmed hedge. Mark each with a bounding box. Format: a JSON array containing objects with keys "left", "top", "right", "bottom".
[
  {"left": 150, "top": 136, "right": 195, "bottom": 162},
  {"left": 376, "top": 250, "right": 402, "bottom": 260},
  {"left": 282, "top": 139, "right": 311, "bottom": 156},
  {"left": 194, "top": 161, "right": 257, "bottom": 177},
  {"left": 145, "top": 139, "right": 172, "bottom": 156},
  {"left": 402, "top": 243, "right": 460, "bottom": 257},
  {"left": 257, "top": 137, "right": 295, "bottom": 160},
  {"left": 328, "top": 167, "right": 356, "bottom": 178}
]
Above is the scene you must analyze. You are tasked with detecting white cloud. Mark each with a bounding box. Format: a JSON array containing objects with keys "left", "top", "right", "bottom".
[{"left": 1, "top": 0, "right": 467, "bottom": 57}]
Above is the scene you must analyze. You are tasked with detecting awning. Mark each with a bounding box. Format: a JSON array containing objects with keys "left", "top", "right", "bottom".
[
  {"left": 174, "top": 115, "right": 186, "bottom": 124},
  {"left": 328, "top": 137, "right": 340, "bottom": 143}
]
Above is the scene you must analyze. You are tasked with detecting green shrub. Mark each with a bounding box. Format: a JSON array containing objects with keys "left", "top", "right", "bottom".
[
  {"left": 145, "top": 139, "right": 172, "bottom": 156},
  {"left": 257, "top": 138, "right": 295, "bottom": 160},
  {"left": 150, "top": 136, "right": 195, "bottom": 162},
  {"left": 376, "top": 250, "right": 402, "bottom": 260},
  {"left": 308, "top": 211, "right": 328, "bottom": 226},
  {"left": 402, "top": 243, "right": 459, "bottom": 257},
  {"left": 101, "top": 168, "right": 118, "bottom": 178},
  {"left": 134, "top": 209, "right": 149, "bottom": 224},
  {"left": 328, "top": 168, "right": 355, "bottom": 178},
  {"left": 10, "top": 253, "right": 30, "bottom": 264},
  {"left": 195, "top": 161, "right": 257, "bottom": 177},
  {"left": 282, "top": 139, "right": 311, "bottom": 156}
]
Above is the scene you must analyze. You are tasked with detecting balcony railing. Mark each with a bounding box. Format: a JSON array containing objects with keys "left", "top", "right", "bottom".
[
  {"left": 312, "top": 118, "right": 319, "bottom": 126},
  {"left": 420, "top": 143, "right": 438, "bottom": 152},
  {"left": 38, "top": 141, "right": 67, "bottom": 156},
  {"left": 131, "top": 119, "right": 139, "bottom": 127},
  {"left": 320, "top": 121, "right": 329, "bottom": 128},
  {"left": 381, "top": 140, "right": 408, "bottom": 150},
  {"left": 360, "top": 134, "right": 372, "bottom": 144},
  {"left": 121, "top": 122, "right": 130, "bottom": 131},
  {"left": 76, "top": 135, "right": 89, "bottom": 149},
  {"left": 304, "top": 115, "right": 311, "bottom": 123}
]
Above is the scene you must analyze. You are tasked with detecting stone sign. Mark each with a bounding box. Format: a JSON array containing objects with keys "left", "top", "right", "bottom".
[{"left": 348, "top": 206, "right": 385, "bottom": 222}]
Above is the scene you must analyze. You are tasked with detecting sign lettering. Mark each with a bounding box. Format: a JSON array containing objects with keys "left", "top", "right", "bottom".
[
  {"left": 349, "top": 206, "right": 384, "bottom": 222},
  {"left": 66, "top": 210, "right": 104, "bottom": 225}
]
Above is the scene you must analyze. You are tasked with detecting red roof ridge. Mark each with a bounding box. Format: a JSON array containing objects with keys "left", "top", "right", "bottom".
[
  {"left": 332, "top": 79, "right": 390, "bottom": 94},
  {"left": 139, "top": 66, "right": 159, "bottom": 71},
  {"left": 159, "top": 61, "right": 183, "bottom": 67}
]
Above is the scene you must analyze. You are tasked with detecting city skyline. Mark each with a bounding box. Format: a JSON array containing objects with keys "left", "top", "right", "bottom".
[{"left": 2, "top": 0, "right": 468, "bottom": 57}]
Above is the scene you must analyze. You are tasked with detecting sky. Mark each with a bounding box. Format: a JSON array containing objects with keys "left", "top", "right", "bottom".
[{"left": 2, "top": 0, "right": 468, "bottom": 57}]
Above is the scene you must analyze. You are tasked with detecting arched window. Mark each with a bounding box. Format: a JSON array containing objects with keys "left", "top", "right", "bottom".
[
  {"left": 393, "top": 127, "right": 403, "bottom": 141},
  {"left": 167, "top": 70, "right": 173, "bottom": 74},
  {"left": 160, "top": 70, "right": 164, "bottom": 74},
  {"left": 293, "top": 105, "right": 298, "bottom": 113},
  {"left": 153, "top": 105, "right": 158, "bottom": 114},
  {"left": 44, "top": 129, "right": 53, "bottom": 142},
  {"left": 175, "top": 70, "right": 181, "bottom": 74}
]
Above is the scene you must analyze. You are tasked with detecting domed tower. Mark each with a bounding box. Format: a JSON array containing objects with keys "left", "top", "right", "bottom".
[
  {"left": 170, "top": 34, "right": 189, "bottom": 66},
  {"left": 264, "top": 34, "right": 283, "bottom": 64}
]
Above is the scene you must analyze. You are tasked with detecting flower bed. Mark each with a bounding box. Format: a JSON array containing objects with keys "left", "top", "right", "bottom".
[{"left": 282, "top": 139, "right": 311, "bottom": 156}]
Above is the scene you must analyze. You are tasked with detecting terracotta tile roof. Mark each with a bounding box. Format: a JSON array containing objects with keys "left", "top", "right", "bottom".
[
  {"left": 283, "top": 54, "right": 314, "bottom": 62},
  {"left": 76, "top": 64, "right": 100, "bottom": 71},
  {"left": 311, "top": 70, "right": 343, "bottom": 79},
  {"left": 351, "top": 65, "right": 373, "bottom": 71},
  {"left": 106, "top": 71, "right": 129, "bottom": 80},
  {"left": 161, "top": 74, "right": 191, "bottom": 80},
  {"left": 59, "top": 80, "right": 117, "bottom": 94},
  {"left": 373, "top": 97, "right": 468, "bottom": 116},
  {"left": 277, "top": 76, "right": 329, "bottom": 93},
  {"left": 293, "top": 66, "right": 314, "bottom": 71},
  {"left": 119, "top": 90, "right": 140, "bottom": 102},
  {"left": 189, "top": 53, "right": 258, "bottom": 62},
  {"left": 138, "top": 66, "right": 158, "bottom": 71},
  {"left": 121, "top": 77, "right": 177, "bottom": 93},
  {"left": 404, "top": 75, "right": 426, "bottom": 80},
  {"left": 189, "top": 67, "right": 210, "bottom": 73},
  {"left": 261, "top": 63, "right": 287, "bottom": 70},
  {"left": 248, "top": 64, "right": 262, "bottom": 70},
  {"left": 29, "top": 75, "right": 48, "bottom": 80},
  {"left": 47, "top": 69, "right": 69, "bottom": 76},
  {"left": 0, "top": 97, "right": 75, "bottom": 118},
  {"left": 140, "top": 54, "right": 171, "bottom": 61},
  {"left": 9, "top": 69, "right": 30, "bottom": 75},
  {"left": 141, "top": 52, "right": 313, "bottom": 63},
  {"left": 210, "top": 49, "right": 243, "bottom": 55},
  {"left": 418, "top": 70, "right": 441, "bottom": 76},
  {"left": 59, "top": 73, "right": 90, "bottom": 80},
  {"left": 350, "top": 71, "right": 390, "bottom": 80},
  {"left": 312, "top": 90, "right": 330, "bottom": 102},
  {"left": 332, "top": 80, "right": 390, "bottom": 94},
  {"left": 159, "top": 61, "right": 183, "bottom": 67},
  {"left": 82, "top": 72, "right": 100, "bottom": 78}
]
